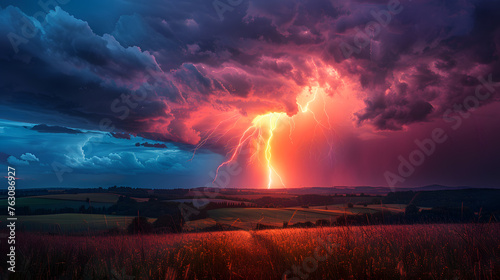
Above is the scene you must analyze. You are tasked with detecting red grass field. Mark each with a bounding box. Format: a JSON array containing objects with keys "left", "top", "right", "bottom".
[{"left": 9, "top": 223, "right": 500, "bottom": 279}]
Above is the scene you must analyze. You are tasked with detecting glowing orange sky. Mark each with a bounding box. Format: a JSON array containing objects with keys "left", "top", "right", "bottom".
[{"left": 200, "top": 73, "right": 367, "bottom": 189}]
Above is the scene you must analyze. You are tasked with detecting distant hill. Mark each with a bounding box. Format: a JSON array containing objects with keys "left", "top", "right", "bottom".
[
  {"left": 383, "top": 188, "right": 500, "bottom": 213},
  {"left": 245, "top": 185, "right": 498, "bottom": 196}
]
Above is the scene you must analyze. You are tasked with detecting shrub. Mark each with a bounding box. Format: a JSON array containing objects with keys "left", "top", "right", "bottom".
[
  {"left": 405, "top": 204, "right": 419, "bottom": 215},
  {"left": 127, "top": 216, "right": 153, "bottom": 234},
  {"left": 316, "top": 219, "right": 330, "bottom": 227},
  {"left": 153, "top": 214, "right": 184, "bottom": 233}
]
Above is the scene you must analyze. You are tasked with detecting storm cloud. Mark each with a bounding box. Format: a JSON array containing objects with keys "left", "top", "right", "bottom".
[
  {"left": 0, "top": 0, "right": 499, "bottom": 141},
  {"left": 1, "top": 0, "right": 500, "bottom": 188}
]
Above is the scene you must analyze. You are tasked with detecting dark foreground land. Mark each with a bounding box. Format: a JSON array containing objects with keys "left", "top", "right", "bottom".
[{"left": 5, "top": 223, "right": 499, "bottom": 280}]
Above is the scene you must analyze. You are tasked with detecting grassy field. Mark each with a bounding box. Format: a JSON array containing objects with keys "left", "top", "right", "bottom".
[
  {"left": 7, "top": 224, "right": 499, "bottom": 279},
  {"left": 0, "top": 214, "right": 154, "bottom": 234},
  {"left": 291, "top": 206, "right": 377, "bottom": 215},
  {"left": 3, "top": 204, "right": 409, "bottom": 234},
  {"left": 221, "top": 193, "right": 298, "bottom": 200},
  {"left": 364, "top": 204, "right": 409, "bottom": 213},
  {"left": 206, "top": 208, "right": 339, "bottom": 230},
  {"left": 4, "top": 206, "right": 349, "bottom": 233},
  {"left": 184, "top": 218, "right": 218, "bottom": 231},
  {"left": 310, "top": 203, "right": 408, "bottom": 214},
  {"left": 0, "top": 197, "right": 113, "bottom": 211},
  {"left": 170, "top": 199, "right": 256, "bottom": 206},
  {"left": 32, "top": 193, "right": 121, "bottom": 203}
]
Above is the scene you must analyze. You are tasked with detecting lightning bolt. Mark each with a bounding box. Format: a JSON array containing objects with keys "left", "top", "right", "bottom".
[
  {"left": 195, "top": 65, "right": 340, "bottom": 189},
  {"left": 189, "top": 114, "right": 240, "bottom": 161},
  {"left": 264, "top": 113, "right": 286, "bottom": 189},
  {"left": 297, "top": 86, "right": 335, "bottom": 161},
  {"left": 212, "top": 124, "right": 259, "bottom": 184},
  {"left": 298, "top": 87, "right": 318, "bottom": 113},
  {"left": 213, "top": 112, "right": 287, "bottom": 188}
]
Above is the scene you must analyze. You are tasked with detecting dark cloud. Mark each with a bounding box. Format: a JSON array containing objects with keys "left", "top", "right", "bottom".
[
  {"left": 30, "top": 124, "right": 83, "bottom": 134},
  {"left": 302, "top": 0, "right": 498, "bottom": 130},
  {"left": 135, "top": 142, "right": 167, "bottom": 149},
  {"left": 1, "top": 0, "right": 500, "bottom": 188},
  {"left": 220, "top": 72, "right": 253, "bottom": 97},
  {"left": 110, "top": 132, "right": 131, "bottom": 139},
  {"left": 0, "top": 0, "right": 500, "bottom": 142}
]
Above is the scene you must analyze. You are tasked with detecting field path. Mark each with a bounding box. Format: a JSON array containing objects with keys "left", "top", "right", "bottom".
[{"left": 247, "top": 231, "right": 282, "bottom": 279}]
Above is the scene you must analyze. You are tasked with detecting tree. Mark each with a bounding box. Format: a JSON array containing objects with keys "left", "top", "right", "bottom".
[
  {"left": 405, "top": 204, "right": 419, "bottom": 216},
  {"left": 347, "top": 202, "right": 354, "bottom": 208},
  {"left": 127, "top": 217, "right": 153, "bottom": 234},
  {"left": 316, "top": 219, "right": 330, "bottom": 227},
  {"left": 153, "top": 214, "right": 184, "bottom": 233}
]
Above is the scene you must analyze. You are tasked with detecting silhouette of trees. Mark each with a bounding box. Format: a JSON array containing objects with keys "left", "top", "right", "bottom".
[
  {"left": 127, "top": 217, "right": 153, "bottom": 234},
  {"left": 153, "top": 214, "right": 184, "bottom": 233}
]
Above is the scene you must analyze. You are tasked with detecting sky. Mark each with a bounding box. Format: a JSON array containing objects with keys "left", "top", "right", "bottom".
[{"left": 0, "top": 0, "right": 499, "bottom": 189}]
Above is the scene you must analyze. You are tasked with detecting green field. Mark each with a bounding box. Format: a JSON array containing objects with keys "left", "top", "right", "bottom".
[
  {"left": 184, "top": 218, "right": 218, "bottom": 231},
  {"left": 364, "top": 203, "right": 409, "bottom": 213},
  {"left": 33, "top": 193, "right": 121, "bottom": 203},
  {"left": 0, "top": 197, "right": 114, "bottom": 211},
  {"left": 310, "top": 203, "right": 407, "bottom": 214},
  {"left": 3, "top": 199, "right": 410, "bottom": 234},
  {"left": 1, "top": 214, "right": 154, "bottom": 233},
  {"left": 5, "top": 207, "right": 346, "bottom": 233},
  {"left": 189, "top": 205, "right": 406, "bottom": 231},
  {"left": 205, "top": 208, "right": 339, "bottom": 230},
  {"left": 288, "top": 206, "right": 374, "bottom": 214}
]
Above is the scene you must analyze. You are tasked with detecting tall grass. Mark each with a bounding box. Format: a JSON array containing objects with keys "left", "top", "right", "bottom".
[{"left": 9, "top": 224, "right": 500, "bottom": 279}]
